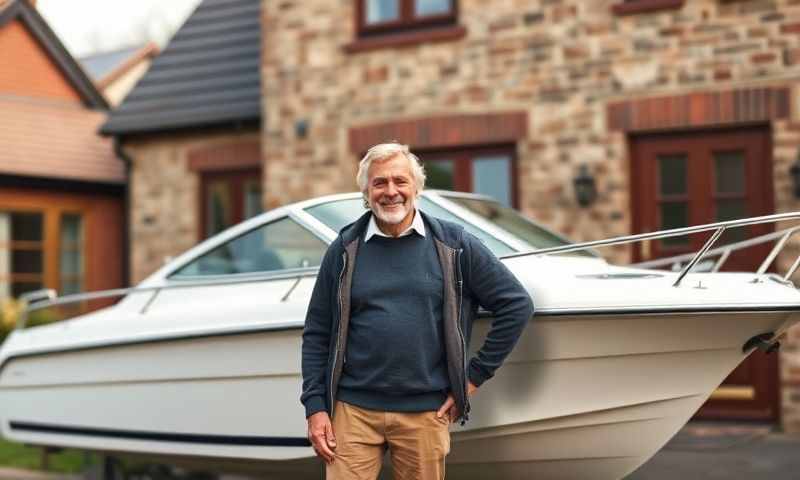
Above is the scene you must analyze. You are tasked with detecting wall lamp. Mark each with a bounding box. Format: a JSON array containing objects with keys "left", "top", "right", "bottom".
[{"left": 573, "top": 164, "right": 597, "bottom": 207}]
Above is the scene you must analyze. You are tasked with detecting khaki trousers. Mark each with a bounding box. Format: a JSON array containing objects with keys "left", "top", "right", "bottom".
[{"left": 326, "top": 400, "right": 451, "bottom": 480}]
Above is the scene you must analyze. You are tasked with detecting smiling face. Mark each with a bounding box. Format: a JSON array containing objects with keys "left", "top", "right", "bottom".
[{"left": 366, "top": 153, "right": 418, "bottom": 233}]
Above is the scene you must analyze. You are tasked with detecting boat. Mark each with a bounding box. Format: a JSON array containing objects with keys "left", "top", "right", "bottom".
[{"left": 1, "top": 190, "right": 799, "bottom": 480}]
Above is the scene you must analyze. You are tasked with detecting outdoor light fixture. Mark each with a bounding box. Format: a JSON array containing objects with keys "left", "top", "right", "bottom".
[
  {"left": 573, "top": 163, "right": 597, "bottom": 207},
  {"left": 791, "top": 149, "right": 800, "bottom": 199}
]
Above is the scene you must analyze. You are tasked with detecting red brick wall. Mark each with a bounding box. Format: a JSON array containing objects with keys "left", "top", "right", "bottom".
[{"left": 0, "top": 19, "right": 80, "bottom": 100}]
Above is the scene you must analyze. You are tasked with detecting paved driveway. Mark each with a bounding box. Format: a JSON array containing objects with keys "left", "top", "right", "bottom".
[{"left": 628, "top": 422, "right": 800, "bottom": 479}]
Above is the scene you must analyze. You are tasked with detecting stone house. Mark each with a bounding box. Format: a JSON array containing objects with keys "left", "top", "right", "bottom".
[
  {"left": 105, "top": 0, "right": 800, "bottom": 430},
  {"left": 0, "top": 0, "right": 125, "bottom": 308}
]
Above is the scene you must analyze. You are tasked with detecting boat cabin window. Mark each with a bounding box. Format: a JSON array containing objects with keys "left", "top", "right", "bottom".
[
  {"left": 169, "top": 217, "right": 327, "bottom": 277},
  {"left": 305, "top": 197, "right": 515, "bottom": 256},
  {"left": 443, "top": 195, "right": 596, "bottom": 258}
]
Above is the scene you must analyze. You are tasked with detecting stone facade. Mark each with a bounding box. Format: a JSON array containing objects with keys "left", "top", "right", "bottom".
[
  {"left": 124, "top": 130, "right": 260, "bottom": 284},
  {"left": 261, "top": 0, "right": 800, "bottom": 429}
]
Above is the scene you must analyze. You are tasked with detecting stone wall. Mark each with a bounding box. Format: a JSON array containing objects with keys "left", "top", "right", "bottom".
[
  {"left": 262, "top": 0, "right": 800, "bottom": 429},
  {"left": 123, "top": 130, "right": 260, "bottom": 283}
]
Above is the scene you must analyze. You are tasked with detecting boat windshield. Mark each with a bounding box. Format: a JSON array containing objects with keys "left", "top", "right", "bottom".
[
  {"left": 442, "top": 195, "right": 595, "bottom": 258},
  {"left": 304, "top": 195, "right": 591, "bottom": 257}
]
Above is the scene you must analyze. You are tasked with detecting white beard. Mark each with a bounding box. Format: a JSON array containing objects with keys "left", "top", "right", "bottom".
[{"left": 372, "top": 196, "right": 412, "bottom": 225}]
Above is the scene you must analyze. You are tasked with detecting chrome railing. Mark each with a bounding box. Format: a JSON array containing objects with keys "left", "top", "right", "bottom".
[
  {"left": 13, "top": 211, "right": 800, "bottom": 331},
  {"left": 14, "top": 268, "right": 320, "bottom": 330},
  {"left": 501, "top": 211, "right": 800, "bottom": 287}
]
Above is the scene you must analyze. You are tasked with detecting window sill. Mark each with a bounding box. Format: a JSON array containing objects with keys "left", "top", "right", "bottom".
[
  {"left": 344, "top": 25, "right": 467, "bottom": 54},
  {"left": 611, "top": 0, "right": 685, "bottom": 16}
]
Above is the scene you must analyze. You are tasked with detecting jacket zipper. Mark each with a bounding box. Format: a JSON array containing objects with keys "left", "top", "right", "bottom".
[
  {"left": 455, "top": 247, "right": 470, "bottom": 424},
  {"left": 329, "top": 251, "right": 347, "bottom": 417}
]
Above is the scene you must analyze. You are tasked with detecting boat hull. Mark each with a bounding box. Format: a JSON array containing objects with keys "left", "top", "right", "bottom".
[{"left": 1, "top": 308, "right": 795, "bottom": 480}]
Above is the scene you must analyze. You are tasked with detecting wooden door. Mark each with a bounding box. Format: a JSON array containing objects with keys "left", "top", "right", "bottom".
[
  {"left": 631, "top": 126, "right": 778, "bottom": 420},
  {"left": 199, "top": 168, "right": 262, "bottom": 240}
]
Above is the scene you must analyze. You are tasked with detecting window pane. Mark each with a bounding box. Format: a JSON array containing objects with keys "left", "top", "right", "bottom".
[
  {"left": 12, "top": 250, "right": 42, "bottom": 274},
  {"left": 12, "top": 281, "right": 42, "bottom": 298},
  {"left": 60, "top": 214, "right": 83, "bottom": 295},
  {"left": 472, "top": 155, "right": 512, "bottom": 207},
  {"left": 714, "top": 151, "right": 745, "bottom": 194},
  {"left": 171, "top": 217, "right": 327, "bottom": 277},
  {"left": 243, "top": 179, "right": 262, "bottom": 219},
  {"left": 206, "top": 180, "right": 233, "bottom": 237},
  {"left": 366, "top": 0, "right": 399, "bottom": 24},
  {"left": 716, "top": 198, "right": 747, "bottom": 244},
  {"left": 425, "top": 160, "right": 455, "bottom": 190},
  {"left": 11, "top": 212, "right": 43, "bottom": 242},
  {"left": 658, "top": 154, "right": 687, "bottom": 195},
  {"left": 415, "top": 0, "right": 452, "bottom": 16},
  {"left": 660, "top": 202, "right": 689, "bottom": 246}
]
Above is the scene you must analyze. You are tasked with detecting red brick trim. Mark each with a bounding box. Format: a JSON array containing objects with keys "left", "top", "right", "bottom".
[
  {"left": 607, "top": 87, "right": 791, "bottom": 132},
  {"left": 348, "top": 111, "right": 527, "bottom": 153},
  {"left": 612, "top": 0, "right": 685, "bottom": 16},
  {"left": 187, "top": 141, "right": 261, "bottom": 172},
  {"left": 344, "top": 25, "right": 467, "bottom": 54}
]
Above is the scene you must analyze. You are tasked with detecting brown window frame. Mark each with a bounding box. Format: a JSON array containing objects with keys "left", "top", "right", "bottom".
[
  {"left": 611, "top": 0, "right": 685, "bottom": 16},
  {"left": 348, "top": 0, "right": 464, "bottom": 53},
  {"left": 421, "top": 145, "right": 519, "bottom": 209},
  {"left": 199, "top": 168, "right": 262, "bottom": 241}
]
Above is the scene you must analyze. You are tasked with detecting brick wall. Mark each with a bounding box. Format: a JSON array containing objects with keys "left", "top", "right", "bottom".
[
  {"left": 262, "top": 0, "right": 800, "bottom": 429},
  {"left": 0, "top": 19, "right": 80, "bottom": 100}
]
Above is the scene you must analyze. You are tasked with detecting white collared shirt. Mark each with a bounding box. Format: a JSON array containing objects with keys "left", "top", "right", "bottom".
[{"left": 364, "top": 208, "right": 426, "bottom": 242}]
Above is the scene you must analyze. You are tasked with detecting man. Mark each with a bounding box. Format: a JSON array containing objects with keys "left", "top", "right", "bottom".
[{"left": 301, "top": 142, "right": 534, "bottom": 479}]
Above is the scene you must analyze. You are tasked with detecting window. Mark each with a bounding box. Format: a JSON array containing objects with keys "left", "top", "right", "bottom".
[
  {"left": 59, "top": 213, "right": 84, "bottom": 296},
  {"left": 359, "top": 0, "right": 456, "bottom": 35},
  {"left": 0, "top": 211, "right": 44, "bottom": 298},
  {"left": 170, "top": 217, "right": 327, "bottom": 278},
  {"left": 422, "top": 147, "right": 516, "bottom": 207},
  {"left": 201, "top": 169, "right": 262, "bottom": 239}
]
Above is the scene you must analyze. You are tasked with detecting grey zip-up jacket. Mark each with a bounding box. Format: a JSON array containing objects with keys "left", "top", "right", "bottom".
[{"left": 300, "top": 210, "right": 534, "bottom": 425}]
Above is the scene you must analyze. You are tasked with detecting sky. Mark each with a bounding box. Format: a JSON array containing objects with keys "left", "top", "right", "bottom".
[{"left": 36, "top": 0, "right": 202, "bottom": 58}]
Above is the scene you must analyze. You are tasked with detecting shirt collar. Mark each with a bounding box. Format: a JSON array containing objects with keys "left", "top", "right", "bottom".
[{"left": 365, "top": 208, "right": 426, "bottom": 242}]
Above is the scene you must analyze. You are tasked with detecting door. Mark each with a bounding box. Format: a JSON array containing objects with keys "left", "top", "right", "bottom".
[{"left": 631, "top": 126, "right": 778, "bottom": 420}]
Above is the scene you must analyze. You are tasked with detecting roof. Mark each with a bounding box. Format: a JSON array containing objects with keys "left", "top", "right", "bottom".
[
  {"left": 0, "top": 0, "right": 108, "bottom": 109},
  {"left": 0, "top": 95, "right": 124, "bottom": 184},
  {"left": 80, "top": 44, "right": 150, "bottom": 82},
  {"left": 101, "top": 0, "right": 261, "bottom": 136}
]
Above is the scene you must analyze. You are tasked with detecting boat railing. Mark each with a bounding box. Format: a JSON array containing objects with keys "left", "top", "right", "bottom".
[
  {"left": 501, "top": 210, "right": 800, "bottom": 287},
  {"left": 13, "top": 210, "right": 800, "bottom": 331}
]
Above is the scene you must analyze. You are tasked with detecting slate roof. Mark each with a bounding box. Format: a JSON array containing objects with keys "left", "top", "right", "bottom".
[{"left": 101, "top": 0, "right": 261, "bottom": 136}]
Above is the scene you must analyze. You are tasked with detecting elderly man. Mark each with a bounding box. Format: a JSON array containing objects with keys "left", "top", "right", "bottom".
[{"left": 301, "top": 143, "right": 534, "bottom": 479}]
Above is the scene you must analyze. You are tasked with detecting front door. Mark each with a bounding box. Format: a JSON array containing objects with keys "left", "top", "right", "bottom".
[{"left": 630, "top": 126, "right": 778, "bottom": 420}]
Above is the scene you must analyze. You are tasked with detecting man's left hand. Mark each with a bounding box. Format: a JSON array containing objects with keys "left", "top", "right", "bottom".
[{"left": 436, "top": 381, "right": 478, "bottom": 424}]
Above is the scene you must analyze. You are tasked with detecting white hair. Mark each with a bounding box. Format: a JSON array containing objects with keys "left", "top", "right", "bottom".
[{"left": 356, "top": 142, "right": 426, "bottom": 204}]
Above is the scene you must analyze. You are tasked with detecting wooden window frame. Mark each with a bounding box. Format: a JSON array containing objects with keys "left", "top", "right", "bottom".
[
  {"left": 421, "top": 145, "right": 519, "bottom": 209},
  {"left": 198, "top": 168, "right": 262, "bottom": 242},
  {"left": 611, "top": 0, "right": 685, "bottom": 16},
  {"left": 347, "top": 0, "right": 465, "bottom": 53}
]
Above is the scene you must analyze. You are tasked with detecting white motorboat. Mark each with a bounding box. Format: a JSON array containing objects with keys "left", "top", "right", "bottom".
[{"left": 1, "top": 191, "right": 799, "bottom": 480}]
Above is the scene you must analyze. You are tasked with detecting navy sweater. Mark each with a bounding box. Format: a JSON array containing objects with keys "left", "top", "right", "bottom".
[{"left": 337, "top": 231, "right": 449, "bottom": 412}]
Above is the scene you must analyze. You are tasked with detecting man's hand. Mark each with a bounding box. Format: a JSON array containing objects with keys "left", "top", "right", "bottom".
[
  {"left": 436, "top": 381, "right": 478, "bottom": 423},
  {"left": 307, "top": 411, "right": 336, "bottom": 464}
]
